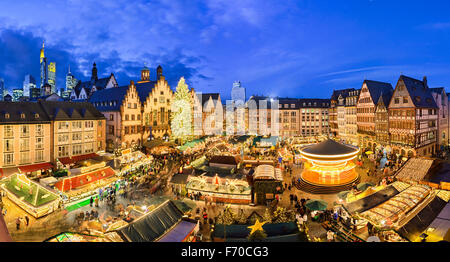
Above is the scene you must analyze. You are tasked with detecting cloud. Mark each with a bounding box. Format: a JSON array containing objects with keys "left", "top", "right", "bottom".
[{"left": 417, "top": 22, "right": 450, "bottom": 30}]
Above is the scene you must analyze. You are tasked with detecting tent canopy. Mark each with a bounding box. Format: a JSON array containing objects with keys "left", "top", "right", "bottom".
[{"left": 116, "top": 200, "right": 184, "bottom": 242}]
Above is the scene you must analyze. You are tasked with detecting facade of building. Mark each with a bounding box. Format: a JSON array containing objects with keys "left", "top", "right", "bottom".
[
  {"left": 38, "top": 101, "right": 106, "bottom": 162},
  {"left": 89, "top": 66, "right": 173, "bottom": 152},
  {"left": 374, "top": 91, "right": 393, "bottom": 147},
  {"left": 0, "top": 102, "right": 51, "bottom": 168},
  {"left": 279, "top": 98, "right": 300, "bottom": 137},
  {"left": 344, "top": 89, "right": 360, "bottom": 145},
  {"left": 388, "top": 75, "right": 438, "bottom": 157},
  {"left": 430, "top": 88, "right": 449, "bottom": 147},
  {"left": 336, "top": 89, "right": 356, "bottom": 142},
  {"left": 245, "top": 96, "right": 277, "bottom": 136},
  {"left": 330, "top": 89, "right": 354, "bottom": 138},
  {"left": 356, "top": 80, "right": 393, "bottom": 150},
  {"left": 141, "top": 67, "right": 174, "bottom": 141}
]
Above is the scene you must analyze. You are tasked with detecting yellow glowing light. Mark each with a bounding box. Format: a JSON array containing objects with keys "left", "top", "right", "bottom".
[
  {"left": 299, "top": 148, "right": 359, "bottom": 159},
  {"left": 248, "top": 219, "right": 267, "bottom": 235}
]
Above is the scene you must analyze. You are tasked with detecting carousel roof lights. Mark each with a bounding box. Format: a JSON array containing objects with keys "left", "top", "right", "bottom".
[{"left": 300, "top": 139, "right": 359, "bottom": 157}]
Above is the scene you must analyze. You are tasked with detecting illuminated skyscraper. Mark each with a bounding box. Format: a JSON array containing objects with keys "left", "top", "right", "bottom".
[
  {"left": 0, "top": 78, "right": 4, "bottom": 101},
  {"left": 12, "top": 88, "right": 24, "bottom": 101},
  {"left": 23, "top": 74, "right": 36, "bottom": 97},
  {"left": 65, "top": 65, "right": 78, "bottom": 99},
  {"left": 40, "top": 41, "right": 48, "bottom": 89},
  {"left": 48, "top": 62, "right": 56, "bottom": 94}
]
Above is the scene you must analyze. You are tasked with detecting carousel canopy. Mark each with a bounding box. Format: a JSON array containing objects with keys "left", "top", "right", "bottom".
[{"left": 301, "top": 139, "right": 357, "bottom": 156}]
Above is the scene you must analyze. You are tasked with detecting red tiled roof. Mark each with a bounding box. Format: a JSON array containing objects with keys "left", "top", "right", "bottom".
[
  {"left": 58, "top": 153, "right": 99, "bottom": 165},
  {"left": 18, "top": 162, "right": 53, "bottom": 174},
  {"left": 54, "top": 166, "right": 116, "bottom": 192}
]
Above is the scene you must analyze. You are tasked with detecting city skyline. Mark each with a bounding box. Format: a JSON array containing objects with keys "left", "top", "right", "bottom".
[{"left": 1, "top": 0, "right": 450, "bottom": 99}]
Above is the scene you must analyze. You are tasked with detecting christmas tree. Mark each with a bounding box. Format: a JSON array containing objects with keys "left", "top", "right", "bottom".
[
  {"left": 216, "top": 206, "right": 237, "bottom": 225},
  {"left": 170, "top": 77, "right": 193, "bottom": 143}
]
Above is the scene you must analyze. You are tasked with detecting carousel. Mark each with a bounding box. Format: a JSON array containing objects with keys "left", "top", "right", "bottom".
[{"left": 299, "top": 139, "right": 360, "bottom": 193}]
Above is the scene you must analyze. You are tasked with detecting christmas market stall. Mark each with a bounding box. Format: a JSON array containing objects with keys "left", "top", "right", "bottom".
[
  {"left": 1, "top": 173, "right": 60, "bottom": 218},
  {"left": 359, "top": 184, "right": 433, "bottom": 229},
  {"left": 115, "top": 200, "right": 199, "bottom": 242},
  {"left": 143, "top": 139, "right": 177, "bottom": 155},
  {"left": 212, "top": 206, "right": 308, "bottom": 242},
  {"left": 54, "top": 159, "right": 117, "bottom": 203},
  {"left": 117, "top": 149, "right": 152, "bottom": 177},
  {"left": 185, "top": 169, "right": 252, "bottom": 204},
  {"left": 252, "top": 165, "right": 284, "bottom": 205}
]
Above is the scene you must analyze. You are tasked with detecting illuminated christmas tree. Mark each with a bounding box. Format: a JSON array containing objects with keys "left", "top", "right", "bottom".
[{"left": 170, "top": 77, "right": 192, "bottom": 143}]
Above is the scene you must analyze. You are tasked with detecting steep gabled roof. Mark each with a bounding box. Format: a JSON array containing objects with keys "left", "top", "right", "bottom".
[
  {"left": 39, "top": 100, "right": 105, "bottom": 120},
  {"left": 134, "top": 81, "right": 157, "bottom": 105},
  {"left": 197, "top": 93, "right": 220, "bottom": 107},
  {"left": 74, "top": 75, "right": 114, "bottom": 97},
  {"left": 398, "top": 75, "right": 438, "bottom": 108},
  {"left": 0, "top": 102, "right": 51, "bottom": 124},
  {"left": 330, "top": 88, "right": 355, "bottom": 101},
  {"left": 363, "top": 80, "right": 393, "bottom": 105},
  {"left": 88, "top": 86, "right": 129, "bottom": 111}
]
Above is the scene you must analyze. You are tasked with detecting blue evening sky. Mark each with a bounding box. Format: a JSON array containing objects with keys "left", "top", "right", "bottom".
[{"left": 0, "top": 0, "right": 450, "bottom": 99}]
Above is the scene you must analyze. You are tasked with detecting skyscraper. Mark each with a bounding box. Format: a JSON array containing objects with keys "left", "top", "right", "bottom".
[
  {"left": 231, "top": 81, "right": 246, "bottom": 106},
  {"left": 12, "top": 88, "right": 24, "bottom": 101},
  {"left": 40, "top": 41, "right": 48, "bottom": 89},
  {"left": 23, "top": 74, "right": 36, "bottom": 97},
  {"left": 65, "top": 65, "right": 78, "bottom": 99},
  {"left": 0, "top": 78, "right": 4, "bottom": 101},
  {"left": 48, "top": 62, "right": 56, "bottom": 94}
]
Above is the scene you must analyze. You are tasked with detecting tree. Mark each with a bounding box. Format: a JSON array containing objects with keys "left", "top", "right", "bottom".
[
  {"left": 170, "top": 77, "right": 192, "bottom": 143},
  {"left": 248, "top": 229, "right": 267, "bottom": 242}
]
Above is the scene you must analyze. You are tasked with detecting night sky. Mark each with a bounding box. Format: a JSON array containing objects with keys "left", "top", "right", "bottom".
[{"left": 1, "top": 0, "right": 450, "bottom": 99}]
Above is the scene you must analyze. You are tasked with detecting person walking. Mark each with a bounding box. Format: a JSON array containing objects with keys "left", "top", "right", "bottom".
[{"left": 90, "top": 196, "right": 94, "bottom": 207}]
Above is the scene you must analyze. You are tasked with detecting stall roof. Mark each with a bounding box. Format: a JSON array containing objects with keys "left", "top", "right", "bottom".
[
  {"left": 58, "top": 153, "right": 99, "bottom": 165},
  {"left": 397, "top": 196, "right": 447, "bottom": 241},
  {"left": 427, "top": 202, "right": 450, "bottom": 241},
  {"left": 344, "top": 185, "right": 400, "bottom": 214},
  {"left": 209, "top": 155, "right": 238, "bottom": 165},
  {"left": 157, "top": 220, "right": 197, "bottom": 242},
  {"left": 0, "top": 167, "right": 19, "bottom": 178},
  {"left": 116, "top": 200, "right": 184, "bottom": 242},
  {"left": 18, "top": 162, "right": 53, "bottom": 174}
]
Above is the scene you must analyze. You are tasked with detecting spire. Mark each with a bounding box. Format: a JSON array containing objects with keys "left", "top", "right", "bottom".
[{"left": 68, "top": 64, "right": 71, "bottom": 74}]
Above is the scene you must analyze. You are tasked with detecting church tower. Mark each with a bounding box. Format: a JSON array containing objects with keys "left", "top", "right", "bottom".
[
  {"left": 157, "top": 65, "right": 163, "bottom": 80},
  {"left": 91, "top": 62, "right": 98, "bottom": 82},
  {"left": 140, "top": 65, "right": 150, "bottom": 82}
]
